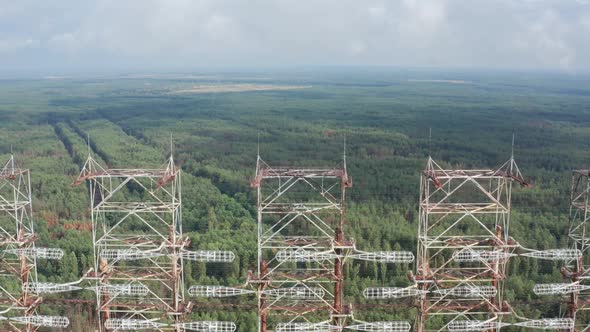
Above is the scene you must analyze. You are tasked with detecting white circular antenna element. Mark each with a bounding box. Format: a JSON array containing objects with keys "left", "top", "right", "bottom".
[
  {"left": 104, "top": 319, "right": 167, "bottom": 330},
  {"left": 181, "top": 250, "right": 235, "bottom": 262},
  {"left": 11, "top": 316, "right": 70, "bottom": 328},
  {"left": 176, "top": 321, "right": 237, "bottom": 332}
]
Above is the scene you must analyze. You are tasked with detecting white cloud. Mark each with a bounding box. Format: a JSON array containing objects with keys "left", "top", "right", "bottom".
[
  {"left": 368, "top": 6, "right": 386, "bottom": 18},
  {"left": 48, "top": 33, "right": 78, "bottom": 52},
  {"left": 349, "top": 40, "right": 367, "bottom": 56},
  {"left": 203, "top": 15, "right": 236, "bottom": 42},
  {"left": 509, "top": 8, "right": 579, "bottom": 70},
  {"left": 0, "top": 38, "right": 39, "bottom": 53},
  {"left": 1, "top": 0, "right": 590, "bottom": 71}
]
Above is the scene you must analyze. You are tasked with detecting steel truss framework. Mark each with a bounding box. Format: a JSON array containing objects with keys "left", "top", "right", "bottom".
[
  {"left": 182, "top": 146, "right": 583, "bottom": 331},
  {"left": 13, "top": 141, "right": 584, "bottom": 331},
  {"left": 565, "top": 169, "right": 590, "bottom": 331},
  {"left": 249, "top": 155, "right": 353, "bottom": 332},
  {"left": 75, "top": 154, "right": 187, "bottom": 331},
  {"left": 534, "top": 169, "right": 590, "bottom": 332},
  {"left": 240, "top": 150, "right": 415, "bottom": 332},
  {"left": 414, "top": 156, "right": 529, "bottom": 332},
  {"left": 0, "top": 156, "right": 67, "bottom": 331}
]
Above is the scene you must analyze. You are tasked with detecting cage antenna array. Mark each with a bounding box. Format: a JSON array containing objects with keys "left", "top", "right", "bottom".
[{"left": 17, "top": 133, "right": 590, "bottom": 331}]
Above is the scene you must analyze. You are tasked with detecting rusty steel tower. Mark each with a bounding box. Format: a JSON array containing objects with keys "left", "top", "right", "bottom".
[
  {"left": 186, "top": 144, "right": 414, "bottom": 332},
  {"left": 230, "top": 143, "right": 413, "bottom": 332},
  {"left": 565, "top": 168, "right": 590, "bottom": 330},
  {"left": 74, "top": 150, "right": 236, "bottom": 331},
  {"left": 0, "top": 155, "right": 68, "bottom": 331},
  {"left": 547, "top": 168, "right": 590, "bottom": 332},
  {"left": 249, "top": 152, "right": 352, "bottom": 332},
  {"left": 530, "top": 168, "right": 590, "bottom": 332},
  {"left": 74, "top": 153, "right": 187, "bottom": 331},
  {"left": 413, "top": 154, "right": 530, "bottom": 332},
  {"left": 568, "top": 169, "right": 590, "bottom": 268}
]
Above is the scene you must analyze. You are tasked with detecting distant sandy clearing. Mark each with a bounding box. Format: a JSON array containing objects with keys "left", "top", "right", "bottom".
[
  {"left": 407, "top": 79, "right": 472, "bottom": 84},
  {"left": 170, "top": 84, "right": 312, "bottom": 94}
]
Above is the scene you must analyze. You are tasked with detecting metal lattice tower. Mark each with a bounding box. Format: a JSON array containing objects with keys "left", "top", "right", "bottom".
[
  {"left": 569, "top": 170, "right": 590, "bottom": 259},
  {"left": 414, "top": 155, "right": 529, "bottom": 332},
  {"left": 535, "top": 169, "right": 590, "bottom": 332},
  {"left": 249, "top": 152, "right": 353, "bottom": 332},
  {"left": 0, "top": 155, "right": 68, "bottom": 331},
  {"left": 565, "top": 169, "right": 590, "bottom": 330},
  {"left": 74, "top": 153, "right": 187, "bottom": 331},
  {"left": 244, "top": 143, "right": 414, "bottom": 332}
]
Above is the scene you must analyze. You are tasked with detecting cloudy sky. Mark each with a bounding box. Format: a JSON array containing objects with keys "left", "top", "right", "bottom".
[{"left": 1, "top": 0, "right": 590, "bottom": 73}]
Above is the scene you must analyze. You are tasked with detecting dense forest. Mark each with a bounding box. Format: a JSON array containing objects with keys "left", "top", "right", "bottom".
[{"left": 1, "top": 68, "right": 590, "bottom": 331}]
